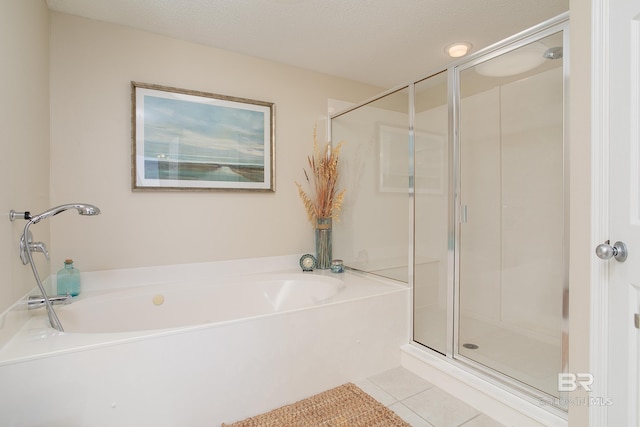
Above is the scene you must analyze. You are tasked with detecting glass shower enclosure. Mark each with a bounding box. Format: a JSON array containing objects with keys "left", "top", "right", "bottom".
[{"left": 331, "top": 16, "right": 568, "bottom": 409}]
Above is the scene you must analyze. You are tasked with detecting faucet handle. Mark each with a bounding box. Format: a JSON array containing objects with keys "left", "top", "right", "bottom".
[
  {"left": 29, "top": 242, "right": 50, "bottom": 261},
  {"left": 19, "top": 231, "right": 50, "bottom": 264}
]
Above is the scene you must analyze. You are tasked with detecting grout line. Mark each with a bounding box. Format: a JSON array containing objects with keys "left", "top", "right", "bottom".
[
  {"left": 366, "top": 368, "right": 507, "bottom": 427},
  {"left": 388, "top": 401, "right": 436, "bottom": 426},
  {"left": 458, "top": 413, "right": 482, "bottom": 426},
  {"left": 397, "top": 383, "right": 435, "bottom": 402}
]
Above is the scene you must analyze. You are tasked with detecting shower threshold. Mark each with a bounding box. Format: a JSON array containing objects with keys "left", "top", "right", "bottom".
[{"left": 401, "top": 344, "right": 568, "bottom": 427}]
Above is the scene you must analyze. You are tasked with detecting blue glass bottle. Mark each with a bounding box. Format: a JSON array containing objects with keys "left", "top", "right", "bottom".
[{"left": 57, "top": 259, "right": 80, "bottom": 296}]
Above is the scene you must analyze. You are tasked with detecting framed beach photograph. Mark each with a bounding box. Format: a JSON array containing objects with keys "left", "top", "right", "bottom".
[
  {"left": 379, "top": 124, "right": 444, "bottom": 194},
  {"left": 132, "top": 82, "right": 275, "bottom": 191}
]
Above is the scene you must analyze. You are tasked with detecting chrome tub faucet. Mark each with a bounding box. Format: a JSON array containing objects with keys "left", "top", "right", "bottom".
[
  {"left": 9, "top": 203, "right": 101, "bottom": 331},
  {"left": 27, "top": 293, "right": 72, "bottom": 310}
]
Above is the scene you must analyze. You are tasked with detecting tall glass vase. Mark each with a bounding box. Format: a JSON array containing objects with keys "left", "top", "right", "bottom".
[{"left": 315, "top": 217, "right": 332, "bottom": 269}]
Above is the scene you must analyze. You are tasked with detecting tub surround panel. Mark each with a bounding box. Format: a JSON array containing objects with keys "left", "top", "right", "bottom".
[
  {"left": 0, "top": 294, "right": 30, "bottom": 353},
  {"left": 1, "top": 296, "right": 407, "bottom": 426},
  {"left": 0, "top": 256, "right": 408, "bottom": 425}
]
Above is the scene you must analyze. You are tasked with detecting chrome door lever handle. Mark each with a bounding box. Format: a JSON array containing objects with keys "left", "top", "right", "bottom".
[{"left": 595, "top": 240, "right": 628, "bottom": 262}]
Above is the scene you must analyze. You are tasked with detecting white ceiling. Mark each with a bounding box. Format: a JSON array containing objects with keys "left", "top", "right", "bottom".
[{"left": 45, "top": 0, "right": 569, "bottom": 89}]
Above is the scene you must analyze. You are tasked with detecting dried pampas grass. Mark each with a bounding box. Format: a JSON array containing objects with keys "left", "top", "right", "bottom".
[{"left": 295, "top": 127, "right": 345, "bottom": 225}]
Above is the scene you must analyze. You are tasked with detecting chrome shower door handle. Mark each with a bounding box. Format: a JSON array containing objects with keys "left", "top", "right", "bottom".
[{"left": 595, "top": 240, "right": 628, "bottom": 262}]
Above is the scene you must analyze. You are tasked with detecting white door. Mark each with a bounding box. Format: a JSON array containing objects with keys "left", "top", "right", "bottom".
[{"left": 603, "top": 0, "right": 640, "bottom": 425}]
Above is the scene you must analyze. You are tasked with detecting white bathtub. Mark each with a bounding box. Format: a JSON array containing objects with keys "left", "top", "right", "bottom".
[
  {"left": 57, "top": 273, "right": 347, "bottom": 334},
  {"left": 0, "top": 255, "right": 409, "bottom": 426}
]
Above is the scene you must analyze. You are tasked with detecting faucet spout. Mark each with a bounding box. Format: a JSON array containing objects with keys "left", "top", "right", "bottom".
[{"left": 27, "top": 293, "right": 72, "bottom": 310}]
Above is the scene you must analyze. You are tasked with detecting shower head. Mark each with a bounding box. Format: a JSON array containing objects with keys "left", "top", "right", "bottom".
[
  {"left": 29, "top": 203, "right": 101, "bottom": 224},
  {"left": 543, "top": 47, "right": 563, "bottom": 60},
  {"left": 75, "top": 204, "right": 101, "bottom": 216}
]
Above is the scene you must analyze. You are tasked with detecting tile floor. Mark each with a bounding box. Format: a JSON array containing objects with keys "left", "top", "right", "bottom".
[{"left": 355, "top": 366, "right": 506, "bottom": 427}]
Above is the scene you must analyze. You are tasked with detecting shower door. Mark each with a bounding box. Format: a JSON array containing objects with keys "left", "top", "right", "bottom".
[{"left": 455, "top": 31, "right": 566, "bottom": 398}]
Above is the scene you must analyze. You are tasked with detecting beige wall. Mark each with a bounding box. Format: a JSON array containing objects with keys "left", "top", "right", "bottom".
[
  {"left": 568, "top": 0, "right": 591, "bottom": 425},
  {"left": 48, "top": 12, "right": 381, "bottom": 273},
  {"left": 0, "top": 1, "right": 51, "bottom": 315}
]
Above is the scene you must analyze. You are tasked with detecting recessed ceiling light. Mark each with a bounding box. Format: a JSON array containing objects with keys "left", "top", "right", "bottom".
[{"left": 446, "top": 42, "right": 472, "bottom": 58}]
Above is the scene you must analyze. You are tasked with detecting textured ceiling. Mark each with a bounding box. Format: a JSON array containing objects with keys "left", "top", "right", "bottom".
[{"left": 45, "top": 0, "right": 569, "bottom": 89}]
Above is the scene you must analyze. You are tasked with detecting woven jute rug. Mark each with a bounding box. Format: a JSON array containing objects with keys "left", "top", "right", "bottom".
[{"left": 221, "top": 382, "right": 410, "bottom": 427}]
